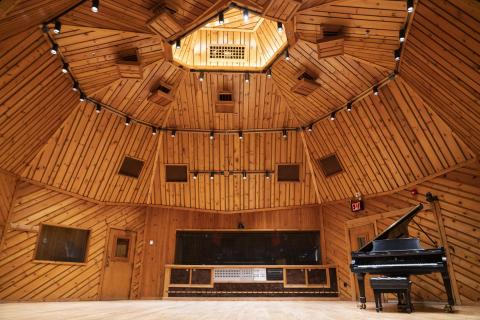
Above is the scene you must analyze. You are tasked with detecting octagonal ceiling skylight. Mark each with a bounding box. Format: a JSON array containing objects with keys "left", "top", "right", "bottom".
[{"left": 173, "top": 7, "right": 287, "bottom": 71}]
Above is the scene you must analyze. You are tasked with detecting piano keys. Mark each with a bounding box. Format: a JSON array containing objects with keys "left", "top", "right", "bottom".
[{"left": 350, "top": 203, "right": 455, "bottom": 312}]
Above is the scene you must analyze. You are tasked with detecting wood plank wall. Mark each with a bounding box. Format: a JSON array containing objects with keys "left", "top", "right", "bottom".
[
  {"left": 141, "top": 205, "right": 323, "bottom": 298},
  {"left": 0, "top": 171, "right": 16, "bottom": 242},
  {"left": 322, "top": 161, "right": 480, "bottom": 304},
  {"left": 400, "top": 0, "right": 480, "bottom": 155},
  {"left": 0, "top": 181, "right": 146, "bottom": 301}
]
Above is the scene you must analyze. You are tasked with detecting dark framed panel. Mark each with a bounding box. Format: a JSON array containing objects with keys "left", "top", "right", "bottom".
[
  {"left": 277, "top": 164, "right": 300, "bottom": 182},
  {"left": 165, "top": 164, "right": 188, "bottom": 182},
  {"left": 118, "top": 156, "right": 144, "bottom": 178},
  {"left": 318, "top": 154, "right": 343, "bottom": 177}
]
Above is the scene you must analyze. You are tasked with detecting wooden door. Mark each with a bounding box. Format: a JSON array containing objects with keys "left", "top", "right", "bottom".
[
  {"left": 101, "top": 228, "right": 136, "bottom": 300},
  {"left": 349, "top": 223, "right": 376, "bottom": 301}
]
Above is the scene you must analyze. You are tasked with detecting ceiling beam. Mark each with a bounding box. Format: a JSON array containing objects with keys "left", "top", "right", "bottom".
[{"left": 297, "top": 0, "right": 347, "bottom": 14}]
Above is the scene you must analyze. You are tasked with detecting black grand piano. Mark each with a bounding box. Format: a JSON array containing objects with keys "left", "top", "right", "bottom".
[{"left": 350, "top": 203, "right": 455, "bottom": 312}]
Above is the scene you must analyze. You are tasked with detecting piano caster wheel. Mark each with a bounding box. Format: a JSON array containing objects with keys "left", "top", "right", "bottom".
[
  {"left": 359, "top": 303, "right": 366, "bottom": 310},
  {"left": 444, "top": 305, "right": 454, "bottom": 313}
]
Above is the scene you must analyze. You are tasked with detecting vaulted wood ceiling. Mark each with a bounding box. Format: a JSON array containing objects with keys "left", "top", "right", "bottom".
[{"left": 0, "top": 0, "right": 478, "bottom": 211}]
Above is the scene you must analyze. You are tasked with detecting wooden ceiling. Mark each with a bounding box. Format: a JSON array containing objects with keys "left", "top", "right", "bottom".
[{"left": 0, "top": 0, "right": 478, "bottom": 211}]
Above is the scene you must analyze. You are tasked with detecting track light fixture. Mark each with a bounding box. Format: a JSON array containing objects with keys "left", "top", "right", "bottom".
[
  {"left": 266, "top": 68, "right": 272, "bottom": 78},
  {"left": 171, "top": 130, "right": 176, "bottom": 138},
  {"left": 330, "top": 111, "right": 336, "bottom": 121},
  {"left": 91, "top": 0, "right": 99, "bottom": 13},
  {"left": 346, "top": 102, "right": 353, "bottom": 112},
  {"left": 399, "top": 28, "right": 406, "bottom": 43},
  {"left": 61, "top": 62, "right": 69, "bottom": 73},
  {"left": 193, "top": 172, "right": 198, "bottom": 180},
  {"left": 373, "top": 85, "right": 379, "bottom": 96},
  {"left": 394, "top": 49, "right": 401, "bottom": 61},
  {"left": 407, "top": 0, "right": 414, "bottom": 13},
  {"left": 219, "top": 12, "right": 224, "bottom": 25},
  {"left": 244, "top": 73, "right": 250, "bottom": 83},
  {"left": 210, "top": 172, "right": 215, "bottom": 180},
  {"left": 265, "top": 171, "right": 271, "bottom": 179},
  {"left": 53, "top": 20, "right": 61, "bottom": 34},
  {"left": 50, "top": 43, "right": 58, "bottom": 55},
  {"left": 285, "top": 49, "right": 290, "bottom": 61},
  {"left": 72, "top": 81, "right": 79, "bottom": 92},
  {"left": 282, "top": 129, "right": 287, "bottom": 139},
  {"left": 242, "top": 171, "right": 247, "bottom": 180},
  {"left": 307, "top": 124, "right": 313, "bottom": 132},
  {"left": 95, "top": 103, "right": 102, "bottom": 113},
  {"left": 79, "top": 92, "right": 86, "bottom": 102},
  {"left": 277, "top": 21, "right": 283, "bottom": 32},
  {"left": 199, "top": 71, "right": 205, "bottom": 82},
  {"left": 209, "top": 131, "right": 214, "bottom": 140},
  {"left": 125, "top": 116, "right": 131, "bottom": 126},
  {"left": 42, "top": 23, "right": 49, "bottom": 33},
  {"left": 175, "top": 39, "right": 181, "bottom": 49},
  {"left": 152, "top": 127, "right": 158, "bottom": 136},
  {"left": 238, "top": 131, "right": 243, "bottom": 140},
  {"left": 243, "top": 8, "right": 249, "bottom": 22}
]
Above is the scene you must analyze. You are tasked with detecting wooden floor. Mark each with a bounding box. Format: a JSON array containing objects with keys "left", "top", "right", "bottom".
[{"left": 0, "top": 300, "right": 479, "bottom": 320}]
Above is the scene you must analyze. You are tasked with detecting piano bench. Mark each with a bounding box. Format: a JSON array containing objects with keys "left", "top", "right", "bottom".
[{"left": 370, "top": 277, "right": 413, "bottom": 313}]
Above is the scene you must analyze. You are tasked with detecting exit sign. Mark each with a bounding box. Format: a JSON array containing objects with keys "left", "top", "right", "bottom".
[{"left": 350, "top": 199, "right": 364, "bottom": 212}]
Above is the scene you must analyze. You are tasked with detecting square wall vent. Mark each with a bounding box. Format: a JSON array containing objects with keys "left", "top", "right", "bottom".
[
  {"left": 277, "top": 164, "right": 300, "bottom": 182},
  {"left": 119, "top": 156, "right": 144, "bottom": 178},
  {"left": 166, "top": 165, "right": 188, "bottom": 182},
  {"left": 318, "top": 154, "right": 343, "bottom": 177}
]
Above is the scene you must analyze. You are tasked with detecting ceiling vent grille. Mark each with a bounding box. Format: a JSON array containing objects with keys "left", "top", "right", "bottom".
[
  {"left": 277, "top": 164, "right": 300, "bottom": 182},
  {"left": 166, "top": 165, "right": 188, "bottom": 182},
  {"left": 209, "top": 45, "right": 245, "bottom": 60},
  {"left": 318, "top": 154, "right": 343, "bottom": 177},
  {"left": 118, "top": 156, "right": 144, "bottom": 178}
]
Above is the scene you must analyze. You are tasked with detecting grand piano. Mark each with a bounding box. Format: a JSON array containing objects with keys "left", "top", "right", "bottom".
[{"left": 350, "top": 203, "right": 455, "bottom": 312}]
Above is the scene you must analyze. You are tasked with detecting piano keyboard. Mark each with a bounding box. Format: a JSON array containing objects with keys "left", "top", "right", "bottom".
[{"left": 355, "top": 263, "right": 440, "bottom": 268}]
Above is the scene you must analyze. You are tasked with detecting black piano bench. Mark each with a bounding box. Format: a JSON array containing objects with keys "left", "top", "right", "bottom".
[{"left": 370, "top": 277, "right": 413, "bottom": 313}]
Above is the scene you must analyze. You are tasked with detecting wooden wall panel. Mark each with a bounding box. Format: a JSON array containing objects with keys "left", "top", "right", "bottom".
[
  {"left": 322, "top": 162, "right": 480, "bottom": 304},
  {"left": 150, "top": 130, "right": 318, "bottom": 211},
  {"left": 0, "top": 181, "right": 146, "bottom": 301},
  {"left": 303, "top": 77, "right": 475, "bottom": 202},
  {"left": 0, "top": 29, "right": 80, "bottom": 175},
  {"left": 0, "top": 171, "right": 16, "bottom": 242},
  {"left": 22, "top": 106, "right": 158, "bottom": 204},
  {"left": 400, "top": 0, "right": 480, "bottom": 155},
  {"left": 141, "top": 205, "right": 323, "bottom": 298}
]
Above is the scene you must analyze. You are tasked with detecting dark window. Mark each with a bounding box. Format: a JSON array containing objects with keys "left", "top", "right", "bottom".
[
  {"left": 218, "top": 93, "right": 233, "bottom": 101},
  {"left": 119, "top": 156, "right": 144, "bottom": 178},
  {"left": 35, "top": 225, "right": 90, "bottom": 263},
  {"left": 277, "top": 164, "right": 300, "bottom": 182},
  {"left": 158, "top": 84, "right": 171, "bottom": 94},
  {"left": 166, "top": 165, "right": 188, "bottom": 182},
  {"left": 115, "top": 238, "right": 130, "bottom": 258},
  {"left": 318, "top": 154, "right": 343, "bottom": 177}
]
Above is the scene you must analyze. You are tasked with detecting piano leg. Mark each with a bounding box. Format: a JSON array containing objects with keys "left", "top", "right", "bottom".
[
  {"left": 441, "top": 271, "right": 455, "bottom": 313},
  {"left": 357, "top": 273, "right": 367, "bottom": 309}
]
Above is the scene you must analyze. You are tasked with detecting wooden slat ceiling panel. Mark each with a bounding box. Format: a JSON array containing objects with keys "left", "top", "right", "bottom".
[
  {"left": 0, "top": 29, "right": 80, "bottom": 175},
  {"left": 167, "top": 72, "right": 298, "bottom": 130},
  {"left": 302, "top": 78, "right": 475, "bottom": 202},
  {"left": 0, "top": 181, "right": 146, "bottom": 301},
  {"left": 22, "top": 107, "right": 158, "bottom": 204},
  {"left": 162, "top": 0, "right": 218, "bottom": 26},
  {"left": 400, "top": 0, "right": 480, "bottom": 156},
  {"left": 150, "top": 130, "right": 318, "bottom": 211},
  {"left": 272, "top": 40, "right": 390, "bottom": 124}
]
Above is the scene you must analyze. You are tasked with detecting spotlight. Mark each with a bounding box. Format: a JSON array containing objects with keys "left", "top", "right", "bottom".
[
  {"left": 72, "top": 81, "right": 79, "bottom": 92},
  {"left": 152, "top": 127, "right": 158, "bottom": 136},
  {"left": 209, "top": 131, "right": 214, "bottom": 140},
  {"left": 125, "top": 116, "right": 131, "bottom": 126},
  {"left": 242, "top": 171, "right": 247, "bottom": 180},
  {"left": 330, "top": 111, "right": 336, "bottom": 121},
  {"left": 243, "top": 8, "right": 249, "bottom": 22},
  {"left": 61, "top": 62, "right": 69, "bottom": 73},
  {"left": 53, "top": 20, "right": 61, "bottom": 34},
  {"left": 346, "top": 102, "right": 353, "bottom": 112},
  {"left": 42, "top": 24, "right": 49, "bottom": 33},
  {"left": 171, "top": 130, "right": 176, "bottom": 138},
  {"left": 282, "top": 129, "right": 287, "bottom": 139},
  {"left": 407, "top": 0, "right": 414, "bottom": 13},
  {"left": 199, "top": 71, "right": 205, "bottom": 82},
  {"left": 285, "top": 49, "right": 290, "bottom": 61},
  {"left": 266, "top": 68, "right": 272, "bottom": 78},
  {"left": 219, "top": 12, "right": 224, "bottom": 25},
  {"left": 91, "top": 0, "right": 99, "bottom": 13},
  {"left": 244, "top": 73, "right": 250, "bottom": 83},
  {"left": 50, "top": 43, "right": 58, "bottom": 55},
  {"left": 175, "top": 39, "right": 181, "bottom": 49},
  {"left": 210, "top": 172, "right": 215, "bottom": 180},
  {"left": 79, "top": 92, "right": 86, "bottom": 102},
  {"left": 399, "top": 28, "right": 406, "bottom": 43},
  {"left": 238, "top": 131, "right": 243, "bottom": 140},
  {"left": 394, "top": 49, "right": 401, "bottom": 61},
  {"left": 95, "top": 103, "right": 102, "bottom": 113},
  {"left": 277, "top": 21, "right": 283, "bottom": 32},
  {"left": 373, "top": 85, "right": 379, "bottom": 96},
  {"left": 265, "top": 171, "right": 271, "bottom": 179},
  {"left": 193, "top": 172, "right": 198, "bottom": 180},
  {"left": 307, "top": 124, "right": 313, "bottom": 132}
]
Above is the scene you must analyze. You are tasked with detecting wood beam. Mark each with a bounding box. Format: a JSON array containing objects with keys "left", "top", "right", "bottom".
[
  {"left": 0, "top": 0, "right": 19, "bottom": 18},
  {"left": 297, "top": 0, "right": 347, "bottom": 14}
]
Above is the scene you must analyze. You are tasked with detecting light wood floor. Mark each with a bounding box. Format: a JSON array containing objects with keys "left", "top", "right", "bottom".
[{"left": 0, "top": 300, "right": 479, "bottom": 320}]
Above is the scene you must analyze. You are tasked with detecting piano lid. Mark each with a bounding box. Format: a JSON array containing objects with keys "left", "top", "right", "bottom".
[{"left": 356, "top": 203, "right": 424, "bottom": 253}]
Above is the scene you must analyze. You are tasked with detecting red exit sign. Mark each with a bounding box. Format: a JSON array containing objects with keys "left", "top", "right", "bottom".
[{"left": 350, "top": 199, "right": 364, "bottom": 212}]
